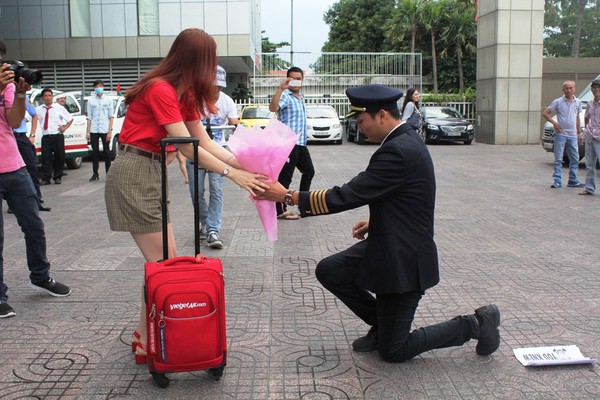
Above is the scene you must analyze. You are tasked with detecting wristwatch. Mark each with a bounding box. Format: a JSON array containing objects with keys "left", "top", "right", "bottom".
[
  {"left": 221, "top": 167, "right": 229, "bottom": 177},
  {"left": 284, "top": 189, "right": 296, "bottom": 206}
]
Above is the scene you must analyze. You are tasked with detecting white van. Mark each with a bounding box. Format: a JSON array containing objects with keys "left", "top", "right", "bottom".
[{"left": 27, "top": 89, "right": 88, "bottom": 169}]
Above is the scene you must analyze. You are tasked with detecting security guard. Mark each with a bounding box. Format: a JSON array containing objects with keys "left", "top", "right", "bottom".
[{"left": 257, "top": 84, "right": 501, "bottom": 362}]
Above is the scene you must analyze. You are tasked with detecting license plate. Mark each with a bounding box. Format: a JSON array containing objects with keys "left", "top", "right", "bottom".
[{"left": 446, "top": 132, "right": 462, "bottom": 136}]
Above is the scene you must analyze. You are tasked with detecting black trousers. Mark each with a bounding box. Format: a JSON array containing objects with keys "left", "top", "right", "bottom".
[
  {"left": 89, "top": 132, "right": 111, "bottom": 175},
  {"left": 14, "top": 132, "right": 42, "bottom": 203},
  {"left": 276, "top": 144, "right": 315, "bottom": 215},
  {"left": 315, "top": 240, "right": 477, "bottom": 362},
  {"left": 41, "top": 134, "right": 65, "bottom": 181}
]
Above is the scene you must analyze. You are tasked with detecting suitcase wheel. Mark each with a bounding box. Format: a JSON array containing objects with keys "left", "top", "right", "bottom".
[
  {"left": 209, "top": 366, "right": 225, "bottom": 381},
  {"left": 152, "top": 372, "right": 170, "bottom": 388}
]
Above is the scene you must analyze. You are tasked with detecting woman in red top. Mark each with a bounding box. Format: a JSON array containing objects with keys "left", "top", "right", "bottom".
[{"left": 105, "top": 28, "right": 268, "bottom": 363}]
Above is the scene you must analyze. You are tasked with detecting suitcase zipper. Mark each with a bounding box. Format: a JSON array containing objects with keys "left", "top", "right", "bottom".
[{"left": 159, "top": 311, "right": 167, "bottom": 362}]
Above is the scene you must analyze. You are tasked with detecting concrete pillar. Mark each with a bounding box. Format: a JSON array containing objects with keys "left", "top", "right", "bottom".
[{"left": 476, "top": 0, "right": 545, "bottom": 144}]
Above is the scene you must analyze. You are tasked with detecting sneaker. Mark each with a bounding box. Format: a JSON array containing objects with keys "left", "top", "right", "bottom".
[
  {"left": 30, "top": 278, "right": 71, "bottom": 297},
  {"left": 567, "top": 181, "right": 585, "bottom": 188},
  {"left": 207, "top": 232, "right": 223, "bottom": 249},
  {"left": 352, "top": 326, "right": 378, "bottom": 352},
  {"left": 54, "top": 178, "right": 61, "bottom": 184},
  {"left": 7, "top": 208, "right": 13, "bottom": 214},
  {"left": 0, "top": 301, "right": 16, "bottom": 318},
  {"left": 474, "top": 304, "right": 501, "bottom": 355},
  {"left": 550, "top": 182, "right": 562, "bottom": 189},
  {"left": 199, "top": 226, "right": 208, "bottom": 240},
  {"left": 40, "top": 180, "right": 51, "bottom": 186}
]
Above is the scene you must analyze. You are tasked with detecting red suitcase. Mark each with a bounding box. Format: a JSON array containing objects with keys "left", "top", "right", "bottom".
[{"left": 144, "top": 137, "right": 227, "bottom": 388}]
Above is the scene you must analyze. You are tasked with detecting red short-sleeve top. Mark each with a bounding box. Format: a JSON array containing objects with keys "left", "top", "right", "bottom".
[{"left": 119, "top": 80, "right": 199, "bottom": 153}]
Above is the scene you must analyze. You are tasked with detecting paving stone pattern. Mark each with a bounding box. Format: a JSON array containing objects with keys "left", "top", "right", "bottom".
[{"left": 1, "top": 141, "right": 600, "bottom": 399}]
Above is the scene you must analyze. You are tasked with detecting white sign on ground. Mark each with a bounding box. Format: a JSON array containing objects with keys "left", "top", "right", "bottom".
[{"left": 513, "top": 345, "right": 596, "bottom": 367}]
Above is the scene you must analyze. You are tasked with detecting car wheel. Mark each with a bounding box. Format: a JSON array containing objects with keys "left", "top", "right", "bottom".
[
  {"left": 110, "top": 134, "right": 120, "bottom": 160},
  {"left": 463, "top": 139, "right": 473, "bottom": 145},
  {"left": 65, "top": 156, "right": 82, "bottom": 169},
  {"left": 357, "top": 131, "right": 366, "bottom": 144}
]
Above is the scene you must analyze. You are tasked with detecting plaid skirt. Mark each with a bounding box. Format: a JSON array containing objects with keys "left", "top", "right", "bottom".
[{"left": 105, "top": 151, "right": 168, "bottom": 233}]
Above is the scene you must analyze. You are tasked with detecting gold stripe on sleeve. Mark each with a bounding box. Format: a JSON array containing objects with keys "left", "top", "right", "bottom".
[{"left": 310, "top": 189, "right": 329, "bottom": 215}]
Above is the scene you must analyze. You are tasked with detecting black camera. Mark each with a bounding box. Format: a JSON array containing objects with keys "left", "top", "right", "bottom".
[{"left": 4, "top": 60, "right": 43, "bottom": 85}]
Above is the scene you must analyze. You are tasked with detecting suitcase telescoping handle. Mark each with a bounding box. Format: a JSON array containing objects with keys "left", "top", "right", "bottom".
[{"left": 160, "top": 137, "right": 200, "bottom": 260}]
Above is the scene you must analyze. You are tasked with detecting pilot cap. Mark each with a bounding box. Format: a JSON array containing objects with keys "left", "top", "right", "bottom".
[
  {"left": 346, "top": 84, "right": 403, "bottom": 117},
  {"left": 591, "top": 79, "right": 600, "bottom": 87}
]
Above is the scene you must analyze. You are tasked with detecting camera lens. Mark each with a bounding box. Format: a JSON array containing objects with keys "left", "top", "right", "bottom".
[{"left": 21, "top": 69, "right": 43, "bottom": 85}]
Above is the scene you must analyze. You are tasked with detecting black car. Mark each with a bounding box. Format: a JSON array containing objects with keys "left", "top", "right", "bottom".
[{"left": 421, "top": 106, "right": 474, "bottom": 145}]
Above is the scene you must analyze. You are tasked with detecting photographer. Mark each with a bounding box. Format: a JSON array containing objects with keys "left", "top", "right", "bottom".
[{"left": 0, "top": 38, "right": 71, "bottom": 318}]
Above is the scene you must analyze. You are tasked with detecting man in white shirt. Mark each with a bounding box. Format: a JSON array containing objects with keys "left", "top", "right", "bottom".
[
  {"left": 86, "top": 79, "right": 114, "bottom": 182},
  {"left": 186, "top": 66, "right": 238, "bottom": 249},
  {"left": 35, "top": 88, "right": 73, "bottom": 185}
]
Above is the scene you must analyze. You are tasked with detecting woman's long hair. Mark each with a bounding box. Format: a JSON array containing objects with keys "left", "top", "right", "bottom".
[
  {"left": 401, "top": 87, "right": 419, "bottom": 113},
  {"left": 125, "top": 28, "right": 217, "bottom": 115}
]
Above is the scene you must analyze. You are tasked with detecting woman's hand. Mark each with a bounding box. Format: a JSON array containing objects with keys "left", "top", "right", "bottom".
[
  {"left": 352, "top": 220, "right": 369, "bottom": 240},
  {"left": 228, "top": 169, "right": 270, "bottom": 196}
]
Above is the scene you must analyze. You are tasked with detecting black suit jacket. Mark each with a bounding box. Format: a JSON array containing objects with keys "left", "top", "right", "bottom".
[{"left": 298, "top": 123, "right": 439, "bottom": 294}]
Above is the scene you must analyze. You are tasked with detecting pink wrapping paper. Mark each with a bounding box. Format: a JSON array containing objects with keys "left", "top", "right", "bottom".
[{"left": 227, "top": 119, "right": 298, "bottom": 241}]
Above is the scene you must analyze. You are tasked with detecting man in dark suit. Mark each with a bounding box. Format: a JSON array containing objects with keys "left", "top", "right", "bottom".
[{"left": 257, "top": 84, "right": 501, "bottom": 362}]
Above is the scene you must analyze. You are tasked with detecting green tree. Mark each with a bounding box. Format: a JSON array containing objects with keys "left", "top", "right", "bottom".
[
  {"left": 439, "top": 2, "right": 476, "bottom": 94},
  {"left": 421, "top": 0, "right": 445, "bottom": 93},
  {"left": 322, "top": 0, "right": 395, "bottom": 52},
  {"left": 387, "top": 0, "right": 424, "bottom": 76},
  {"left": 545, "top": 0, "right": 600, "bottom": 57},
  {"left": 260, "top": 32, "right": 290, "bottom": 72}
]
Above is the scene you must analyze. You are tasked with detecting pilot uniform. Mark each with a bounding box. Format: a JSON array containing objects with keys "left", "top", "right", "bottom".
[{"left": 294, "top": 85, "right": 500, "bottom": 362}]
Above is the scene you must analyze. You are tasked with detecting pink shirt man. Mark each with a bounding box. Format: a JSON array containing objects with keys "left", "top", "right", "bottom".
[{"left": 0, "top": 83, "right": 25, "bottom": 173}]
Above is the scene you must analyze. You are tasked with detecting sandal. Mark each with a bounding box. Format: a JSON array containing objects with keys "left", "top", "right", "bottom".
[
  {"left": 579, "top": 190, "right": 592, "bottom": 195},
  {"left": 277, "top": 211, "right": 300, "bottom": 220},
  {"left": 135, "top": 342, "right": 147, "bottom": 364},
  {"left": 132, "top": 330, "right": 141, "bottom": 353}
]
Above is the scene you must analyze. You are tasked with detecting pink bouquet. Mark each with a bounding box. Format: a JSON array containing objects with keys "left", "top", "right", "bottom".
[{"left": 227, "top": 119, "right": 298, "bottom": 241}]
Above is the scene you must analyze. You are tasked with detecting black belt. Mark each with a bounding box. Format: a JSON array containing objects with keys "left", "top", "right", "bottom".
[
  {"left": 119, "top": 143, "right": 162, "bottom": 161},
  {"left": 13, "top": 131, "right": 27, "bottom": 136}
]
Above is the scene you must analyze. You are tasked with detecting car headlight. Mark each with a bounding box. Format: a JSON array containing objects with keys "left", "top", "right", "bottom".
[
  {"left": 332, "top": 123, "right": 341, "bottom": 129},
  {"left": 427, "top": 124, "right": 439, "bottom": 130},
  {"left": 467, "top": 124, "right": 473, "bottom": 130}
]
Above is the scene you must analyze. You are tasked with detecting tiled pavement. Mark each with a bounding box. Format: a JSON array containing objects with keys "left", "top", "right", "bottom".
[{"left": 1, "top": 140, "right": 600, "bottom": 399}]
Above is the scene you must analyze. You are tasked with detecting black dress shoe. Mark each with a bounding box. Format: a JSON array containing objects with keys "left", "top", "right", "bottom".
[
  {"left": 41, "top": 180, "right": 51, "bottom": 186},
  {"left": 352, "top": 326, "right": 378, "bottom": 352},
  {"left": 39, "top": 204, "right": 52, "bottom": 212},
  {"left": 89, "top": 174, "right": 99, "bottom": 182},
  {"left": 474, "top": 304, "right": 501, "bottom": 355}
]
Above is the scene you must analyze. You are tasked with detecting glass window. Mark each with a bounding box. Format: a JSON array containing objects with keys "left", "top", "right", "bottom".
[
  {"left": 139, "top": 0, "right": 159, "bottom": 36},
  {"left": 70, "top": 0, "right": 91, "bottom": 37}
]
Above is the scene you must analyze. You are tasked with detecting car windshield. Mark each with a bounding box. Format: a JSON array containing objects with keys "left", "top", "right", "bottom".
[
  {"left": 425, "top": 108, "right": 462, "bottom": 119},
  {"left": 242, "top": 107, "right": 271, "bottom": 119},
  {"left": 307, "top": 107, "right": 338, "bottom": 119}
]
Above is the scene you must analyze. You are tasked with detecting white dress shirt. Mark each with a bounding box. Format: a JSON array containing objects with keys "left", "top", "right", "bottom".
[{"left": 36, "top": 103, "right": 73, "bottom": 135}]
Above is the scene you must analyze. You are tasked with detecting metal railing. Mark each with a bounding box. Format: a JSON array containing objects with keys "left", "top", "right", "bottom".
[{"left": 234, "top": 98, "right": 476, "bottom": 122}]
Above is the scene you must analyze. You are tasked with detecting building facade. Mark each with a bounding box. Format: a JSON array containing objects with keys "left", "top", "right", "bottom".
[{"left": 0, "top": 0, "right": 261, "bottom": 94}]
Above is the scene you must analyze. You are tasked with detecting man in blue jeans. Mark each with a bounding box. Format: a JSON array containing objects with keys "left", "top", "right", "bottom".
[
  {"left": 186, "top": 66, "right": 238, "bottom": 249},
  {"left": 543, "top": 80, "right": 584, "bottom": 189},
  {"left": 0, "top": 40, "right": 71, "bottom": 318}
]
